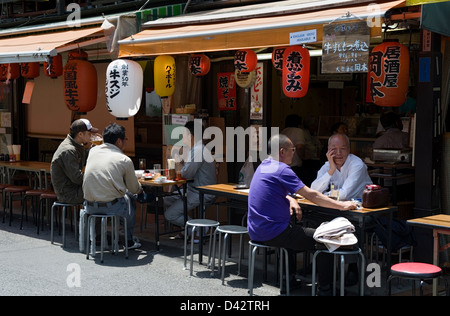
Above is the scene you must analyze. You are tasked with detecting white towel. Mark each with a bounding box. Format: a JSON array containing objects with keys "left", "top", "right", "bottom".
[{"left": 313, "top": 217, "right": 358, "bottom": 252}]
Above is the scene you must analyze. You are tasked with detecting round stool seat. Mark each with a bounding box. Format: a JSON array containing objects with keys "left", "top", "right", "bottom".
[
  {"left": 41, "top": 191, "right": 57, "bottom": 200},
  {"left": 25, "top": 189, "right": 48, "bottom": 196},
  {"left": 216, "top": 225, "right": 248, "bottom": 234},
  {"left": 5, "top": 185, "right": 30, "bottom": 193},
  {"left": 391, "top": 262, "right": 442, "bottom": 279},
  {"left": 186, "top": 219, "right": 220, "bottom": 227},
  {"left": 0, "top": 183, "right": 10, "bottom": 190}
]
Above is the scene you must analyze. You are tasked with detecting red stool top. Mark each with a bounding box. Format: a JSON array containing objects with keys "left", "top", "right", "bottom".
[{"left": 391, "top": 262, "right": 442, "bottom": 279}]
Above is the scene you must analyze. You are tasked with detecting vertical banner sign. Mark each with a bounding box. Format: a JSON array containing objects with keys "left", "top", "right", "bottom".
[
  {"left": 322, "top": 21, "right": 370, "bottom": 73},
  {"left": 250, "top": 62, "right": 264, "bottom": 120},
  {"left": 217, "top": 72, "right": 236, "bottom": 111}
]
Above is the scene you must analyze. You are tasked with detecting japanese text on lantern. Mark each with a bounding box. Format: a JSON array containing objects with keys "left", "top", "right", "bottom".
[
  {"left": 217, "top": 72, "right": 236, "bottom": 111},
  {"left": 108, "top": 64, "right": 130, "bottom": 100},
  {"left": 285, "top": 51, "right": 303, "bottom": 93},
  {"left": 165, "top": 65, "right": 173, "bottom": 88},
  {"left": 370, "top": 45, "right": 401, "bottom": 100},
  {"left": 235, "top": 51, "right": 249, "bottom": 72},
  {"left": 189, "top": 56, "right": 202, "bottom": 75},
  {"left": 322, "top": 21, "right": 370, "bottom": 73},
  {"left": 64, "top": 63, "right": 79, "bottom": 110}
]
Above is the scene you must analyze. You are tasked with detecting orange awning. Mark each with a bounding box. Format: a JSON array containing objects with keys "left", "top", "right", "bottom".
[
  {"left": 0, "top": 27, "right": 104, "bottom": 63},
  {"left": 119, "top": 0, "right": 406, "bottom": 57}
]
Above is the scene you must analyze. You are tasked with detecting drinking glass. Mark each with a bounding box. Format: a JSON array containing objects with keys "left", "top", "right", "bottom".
[{"left": 154, "top": 164, "right": 161, "bottom": 178}]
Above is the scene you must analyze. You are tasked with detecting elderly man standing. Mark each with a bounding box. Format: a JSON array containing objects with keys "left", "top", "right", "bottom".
[
  {"left": 311, "top": 133, "right": 372, "bottom": 201},
  {"left": 83, "top": 123, "right": 143, "bottom": 250}
]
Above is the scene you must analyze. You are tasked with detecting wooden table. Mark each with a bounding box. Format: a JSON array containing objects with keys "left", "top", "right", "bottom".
[
  {"left": 197, "top": 183, "right": 397, "bottom": 268},
  {"left": 0, "top": 161, "right": 51, "bottom": 188},
  {"left": 407, "top": 214, "right": 450, "bottom": 296},
  {"left": 139, "top": 178, "right": 188, "bottom": 251}
]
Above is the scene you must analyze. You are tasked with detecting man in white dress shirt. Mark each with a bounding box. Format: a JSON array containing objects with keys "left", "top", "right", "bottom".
[{"left": 311, "top": 133, "right": 372, "bottom": 201}]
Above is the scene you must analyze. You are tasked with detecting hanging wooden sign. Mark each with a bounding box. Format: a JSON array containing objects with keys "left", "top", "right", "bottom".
[
  {"left": 217, "top": 72, "right": 236, "bottom": 111},
  {"left": 322, "top": 20, "right": 370, "bottom": 73}
]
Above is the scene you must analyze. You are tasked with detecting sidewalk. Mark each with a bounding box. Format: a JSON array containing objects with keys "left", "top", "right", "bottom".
[
  {"left": 1, "top": 203, "right": 447, "bottom": 297},
  {"left": 0, "top": 207, "right": 282, "bottom": 296}
]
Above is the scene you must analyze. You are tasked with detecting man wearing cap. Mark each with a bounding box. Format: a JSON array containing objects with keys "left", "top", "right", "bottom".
[{"left": 51, "top": 118, "right": 99, "bottom": 205}]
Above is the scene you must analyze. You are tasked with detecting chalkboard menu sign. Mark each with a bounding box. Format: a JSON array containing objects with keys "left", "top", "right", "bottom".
[{"left": 322, "top": 21, "right": 370, "bottom": 74}]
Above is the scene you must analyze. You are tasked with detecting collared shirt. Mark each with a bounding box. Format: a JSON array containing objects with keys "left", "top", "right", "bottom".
[
  {"left": 181, "top": 140, "right": 216, "bottom": 199},
  {"left": 373, "top": 128, "right": 410, "bottom": 149},
  {"left": 83, "top": 143, "right": 142, "bottom": 202},
  {"left": 311, "top": 154, "right": 372, "bottom": 201}
]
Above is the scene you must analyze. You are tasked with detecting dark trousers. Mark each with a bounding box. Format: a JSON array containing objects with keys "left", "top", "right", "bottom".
[{"left": 258, "top": 223, "right": 334, "bottom": 287}]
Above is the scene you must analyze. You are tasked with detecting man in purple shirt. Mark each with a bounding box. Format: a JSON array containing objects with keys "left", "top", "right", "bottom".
[{"left": 248, "top": 134, "right": 356, "bottom": 295}]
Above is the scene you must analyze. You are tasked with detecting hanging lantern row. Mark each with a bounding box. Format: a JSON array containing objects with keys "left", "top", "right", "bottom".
[
  {"left": 63, "top": 50, "right": 97, "bottom": 114},
  {"left": 105, "top": 59, "right": 143, "bottom": 119},
  {"left": 367, "top": 40, "right": 409, "bottom": 107}
]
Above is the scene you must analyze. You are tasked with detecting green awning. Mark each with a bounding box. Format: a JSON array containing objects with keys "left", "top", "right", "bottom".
[{"left": 421, "top": 2, "right": 450, "bottom": 37}]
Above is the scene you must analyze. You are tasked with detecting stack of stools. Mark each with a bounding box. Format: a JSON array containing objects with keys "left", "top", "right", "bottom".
[
  {"left": 183, "top": 219, "right": 220, "bottom": 276},
  {"left": 85, "top": 214, "right": 129, "bottom": 264},
  {"left": 388, "top": 262, "right": 449, "bottom": 296},
  {"left": 311, "top": 247, "right": 365, "bottom": 296},
  {"left": 248, "top": 241, "right": 290, "bottom": 296}
]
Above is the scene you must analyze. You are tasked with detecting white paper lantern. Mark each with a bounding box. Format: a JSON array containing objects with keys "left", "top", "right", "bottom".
[{"left": 105, "top": 59, "right": 143, "bottom": 119}]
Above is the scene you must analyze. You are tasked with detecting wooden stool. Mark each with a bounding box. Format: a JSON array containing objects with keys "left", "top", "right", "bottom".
[{"left": 3, "top": 185, "right": 30, "bottom": 226}]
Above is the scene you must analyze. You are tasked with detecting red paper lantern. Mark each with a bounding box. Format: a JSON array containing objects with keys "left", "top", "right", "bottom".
[
  {"left": 234, "top": 49, "right": 257, "bottom": 73},
  {"left": 188, "top": 54, "right": 210, "bottom": 77},
  {"left": 282, "top": 46, "right": 310, "bottom": 99},
  {"left": 272, "top": 47, "right": 286, "bottom": 71},
  {"left": 368, "top": 41, "right": 409, "bottom": 107},
  {"left": 63, "top": 57, "right": 97, "bottom": 114},
  {"left": 20, "top": 62, "right": 40, "bottom": 79},
  {"left": 0, "top": 64, "right": 20, "bottom": 81},
  {"left": 43, "top": 54, "right": 63, "bottom": 78},
  {"left": 68, "top": 50, "right": 88, "bottom": 61}
]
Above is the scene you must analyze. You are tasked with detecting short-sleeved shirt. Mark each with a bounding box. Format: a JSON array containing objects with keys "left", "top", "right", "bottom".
[{"left": 247, "top": 158, "right": 305, "bottom": 242}]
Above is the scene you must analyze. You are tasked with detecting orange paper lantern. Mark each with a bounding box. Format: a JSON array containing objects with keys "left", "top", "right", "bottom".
[
  {"left": 63, "top": 57, "right": 97, "bottom": 114},
  {"left": 368, "top": 41, "right": 409, "bottom": 107},
  {"left": 0, "top": 64, "right": 20, "bottom": 81},
  {"left": 272, "top": 47, "right": 286, "bottom": 71},
  {"left": 282, "top": 46, "right": 310, "bottom": 99},
  {"left": 188, "top": 54, "right": 210, "bottom": 77},
  {"left": 43, "top": 54, "right": 63, "bottom": 78},
  {"left": 20, "top": 62, "right": 40, "bottom": 79},
  {"left": 234, "top": 49, "right": 257, "bottom": 73}
]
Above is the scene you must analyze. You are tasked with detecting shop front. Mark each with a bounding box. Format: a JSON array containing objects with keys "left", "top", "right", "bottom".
[{"left": 117, "top": 0, "right": 450, "bottom": 262}]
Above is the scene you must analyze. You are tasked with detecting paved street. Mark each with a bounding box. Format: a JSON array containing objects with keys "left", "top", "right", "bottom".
[{"left": 0, "top": 211, "right": 281, "bottom": 297}]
